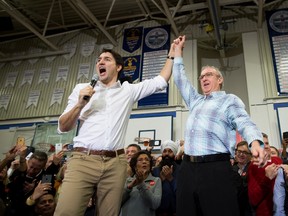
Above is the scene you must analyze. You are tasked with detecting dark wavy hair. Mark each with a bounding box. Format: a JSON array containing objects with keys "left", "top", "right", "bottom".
[
  {"left": 100, "top": 48, "right": 124, "bottom": 79},
  {"left": 129, "top": 150, "right": 153, "bottom": 176},
  {"left": 127, "top": 143, "right": 141, "bottom": 152}
]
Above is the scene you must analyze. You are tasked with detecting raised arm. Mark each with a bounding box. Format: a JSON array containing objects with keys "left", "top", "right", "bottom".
[
  {"left": 173, "top": 35, "right": 185, "bottom": 58},
  {"left": 160, "top": 36, "right": 185, "bottom": 82}
]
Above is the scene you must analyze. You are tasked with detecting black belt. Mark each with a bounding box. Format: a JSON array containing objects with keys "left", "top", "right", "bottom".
[
  {"left": 73, "top": 147, "right": 125, "bottom": 157},
  {"left": 183, "top": 153, "right": 230, "bottom": 163}
]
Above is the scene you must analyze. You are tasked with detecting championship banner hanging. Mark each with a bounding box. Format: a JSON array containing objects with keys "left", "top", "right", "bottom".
[
  {"left": 120, "top": 55, "right": 141, "bottom": 83},
  {"left": 138, "top": 25, "right": 171, "bottom": 107},
  {"left": 266, "top": 9, "right": 288, "bottom": 95},
  {"left": 0, "top": 94, "right": 11, "bottom": 110},
  {"left": 123, "top": 27, "right": 143, "bottom": 53}
]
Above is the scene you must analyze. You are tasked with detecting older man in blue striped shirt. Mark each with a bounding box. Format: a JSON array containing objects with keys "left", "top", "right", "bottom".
[{"left": 172, "top": 36, "right": 267, "bottom": 216}]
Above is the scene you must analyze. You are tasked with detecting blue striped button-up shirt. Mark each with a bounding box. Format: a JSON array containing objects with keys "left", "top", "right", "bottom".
[{"left": 173, "top": 57, "right": 263, "bottom": 157}]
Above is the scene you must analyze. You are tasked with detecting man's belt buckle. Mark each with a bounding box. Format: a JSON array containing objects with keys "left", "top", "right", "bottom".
[{"left": 190, "top": 155, "right": 204, "bottom": 163}]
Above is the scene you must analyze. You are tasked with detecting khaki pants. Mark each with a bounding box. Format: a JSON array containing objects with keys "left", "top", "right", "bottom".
[{"left": 54, "top": 152, "right": 127, "bottom": 216}]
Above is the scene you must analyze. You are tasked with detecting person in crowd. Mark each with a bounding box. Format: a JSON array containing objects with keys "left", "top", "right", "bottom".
[
  {"left": 0, "top": 145, "right": 28, "bottom": 215},
  {"left": 232, "top": 141, "right": 253, "bottom": 216},
  {"left": 30, "top": 188, "right": 56, "bottom": 216},
  {"left": 248, "top": 132, "right": 282, "bottom": 216},
  {"left": 281, "top": 134, "right": 288, "bottom": 164},
  {"left": 172, "top": 35, "right": 267, "bottom": 216},
  {"left": 6, "top": 150, "right": 60, "bottom": 216},
  {"left": 273, "top": 164, "right": 288, "bottom": 216},
  {"left": 234, "top": 141, "right": 252, "bottom": 176},
  {"left": 45, "top": 151, "right": 64, "bottom": 171},
  {"left": 7, "top": 159, "right": 20, "bottom": 179},
  {"left": 54, "top": 37, "right": 179, "bottom": 216},
  {"left": 126, "top": 143, "right": 141, "bottom": 176},
  {"left": 6, "top": 150, "right": 48, "bottom": 216},
  {"left": 0, "top": 145, "right": 26, "bottom": 173},
  {"left": 121, "top": 150, "right": 162, "bottom": 216},
  {"left": 25, "top": 180, "right": 53, "bottom": 207},
  {"left": 0, "top": 165, "right": 9, "bottom": 215},
  {"left": 270, "top": 146, "right": 280, "bottom": 157},
  {"left": 152, "top": 140, "right": 179, "bottom": 216},
  {"left": 126, "top": 143, "right": 142, "bottom": 162},
  {"left": 0, "top": 198, "right": 5, "bottom": 216}
]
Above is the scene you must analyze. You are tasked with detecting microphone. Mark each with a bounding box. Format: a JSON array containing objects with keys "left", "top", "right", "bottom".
[{"left": 83, "top": 74, "right": 99, "bottom": 100}]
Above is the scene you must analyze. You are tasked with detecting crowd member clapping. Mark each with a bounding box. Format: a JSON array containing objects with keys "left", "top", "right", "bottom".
[
  {"left": 152, "top": 140, "right": 179, "bottom": 216},
  {"left": 121, "top": 151, "right": 162, "bottom": 216},
  {"left": 247, "top": 133, "right": 282, "bottom": 216}
]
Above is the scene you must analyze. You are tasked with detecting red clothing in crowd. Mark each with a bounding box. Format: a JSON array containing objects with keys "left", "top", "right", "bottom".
[{"left": 247, "top": 156, "right": 282, "bottom": 216}]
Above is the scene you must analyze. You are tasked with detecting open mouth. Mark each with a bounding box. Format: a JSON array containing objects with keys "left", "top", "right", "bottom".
[{"left": 99, "top": 66, "right": 106, "bottom": 74}]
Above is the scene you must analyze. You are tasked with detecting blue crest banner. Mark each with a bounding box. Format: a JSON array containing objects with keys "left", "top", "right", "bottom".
[
  {"left": 122, "top": 27, "right": 143, "bottom": 53},
  {"left": 120, "top": 55, "right": 141, "bottom": 83},
  {"left": 138, "top": 25, "right": 171, "bottom": 107},
  {"left": 266, "top": 9, "right": 288, "bottom": 95}
]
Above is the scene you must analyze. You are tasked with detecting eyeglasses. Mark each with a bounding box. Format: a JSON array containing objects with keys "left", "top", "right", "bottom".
[
  {"left": 235, "top": 149, "right": 251, "bottom": 156},
  {"left": 198, "top": 72, "right": 218, "bottom": 81}
]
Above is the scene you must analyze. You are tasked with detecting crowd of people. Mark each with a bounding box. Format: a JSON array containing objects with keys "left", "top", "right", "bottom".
[
  {"left": 1, "top": 35, "right": 288, "bottom": 216},
  {"left": 0, "top": 134, "right": 288, "bottom": 216}
]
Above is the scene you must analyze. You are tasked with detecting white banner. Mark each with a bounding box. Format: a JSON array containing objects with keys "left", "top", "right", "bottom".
[
  {"left": 26, "top": 90, "right": 40, "bottom": 109},
  {"left": 63, "top": 43, "right": 77, "bottom": 60},
  {"left": 56, "top": 66, "right": 69, "bottom": 82},
  {"left": 5, "top": 71, "right": 18, "bottom": 87},
  {"left": 0, "top": 94, "right": 11, "bottom": 110},
  {"left": 99, "top": 43, "right": 114, "bottom": 51},
  {"left": 81, "top": 41, "right": 95, "bottom": 57},
  {"left": 38, "top": 67, "right": 51, "bottom": 84},
  {"left": 78, "top": 63, "right": 90, "bottom": 80},
  {"left": 28, "top": 48, "right": 42, "bottom": 64},
  {"left": 45, "top": 55, "right": 56, "bottom": 63},
  {"left": 50, "top": 88, "right": 64, "bottom": 107},
  {"left": 20, "top": 69, "right": 34, "bottom": 86},
  {"left": 11, "top": 52, "right": 25, "bottom": 67}
]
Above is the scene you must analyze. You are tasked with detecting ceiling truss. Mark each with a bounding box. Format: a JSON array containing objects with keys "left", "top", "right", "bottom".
[{"left": 0, "top": 0, "right": 286, "bottom": 62}]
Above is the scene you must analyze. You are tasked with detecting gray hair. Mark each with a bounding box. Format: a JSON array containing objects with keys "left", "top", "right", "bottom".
[{"left": 200, "top": 65, "right": 224, "bottom": 89}]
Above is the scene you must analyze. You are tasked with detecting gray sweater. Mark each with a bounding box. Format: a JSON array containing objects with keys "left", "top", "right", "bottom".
[{"left": 121, "top": 173, "right": 162, "bottom": 216}]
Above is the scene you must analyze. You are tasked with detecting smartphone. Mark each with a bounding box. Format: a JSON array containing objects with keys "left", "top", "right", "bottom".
[
  {"left": 41, "top": 174, "right": 53, "bottom": 184},
  {"left": 55, "top": 143, "right": 62, "bottom": 154},
  {"left": 284, "top": 132, "right": 288, "bottom": 139},
  {"left": 149, "top": 140, "right": 161, "bottom": 146},
  {"left": 25, "top": 152, "right": 33, "bottom": 160}
]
